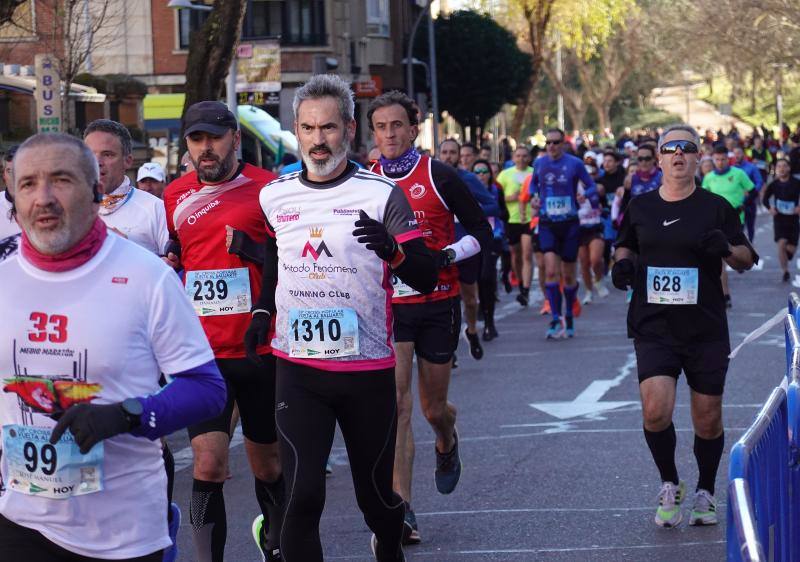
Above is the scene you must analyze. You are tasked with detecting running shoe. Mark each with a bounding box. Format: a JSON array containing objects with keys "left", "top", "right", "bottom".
[
  {"left": 371, "top": 533, "right": 406, "bottom": 561},
  {"left": 539, "top": 300, "right": 551, "bottom": 315},
  {"left": 572, "top": 295, "right": 582, "bottom": 317},
  {"left": 326, "top": 456, "right": 333, "bottom": 476},
  {"left": 252, "top": 514, "right": 282, "bottom": 561},
  {"left": 595, "top": 279, "right": 610, "bottom": 298},
  {"left": 625, "top": 289, "right": 633, "bottom": 304},
  {"left": 516, "top": 292, "right": 529, "bottom": 307},
  {"left": 452, "top": 354, "right": 458, "bottom": 370},
  {"left": 783, "top": 271, "right": 791, "bottom": 283},
  {"left": 434, "top": 427, "right": 462, "bottom": 494},
  {"left": 565, "top": 317, "right": 575, "bottom": 338},
  {"left": 402, "top": 501, "right": 422, "bottom": 545},
  {"left": 689, "top": 489, "right": 718, "bottom": 526},
  {"left": 465, "top": 328, "right": 484, "bottom": 360},
  {"left": 655, "top": 480, "right": 685, "bottom": 528},
  {"left": 581, "top": 291, "right": 593, "bottom": 305},
  {"left": 482, "top": 324, "right": 498, "bottom": 342},
  {"left": 163, "top": 502, "right": 181, "bottom": 562},
  {"left": 725, "top": 294, "right": 732, "bottom": 309},
  {"left": 502, "top": 274, "right": 513, "bottom": 294},
  {"left": 546, "top": 318, "right": 565, "bottom": 339}
]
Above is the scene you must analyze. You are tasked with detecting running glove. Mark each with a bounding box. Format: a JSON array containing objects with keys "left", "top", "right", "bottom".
[
  {"left": 611, "top": 258, "right": 635, "bottom": 290},
  {"left": 50, "top": 402, "right": 137, "bottom": 454},
  {"left": 244, "top": 310, "right": 271, "bottom": 366},
  {"left": 699, "top": 229, "right": 732, "bottom": 258},
  {"left": 353, "top": 210, "right": 399, "bottom": 261}
]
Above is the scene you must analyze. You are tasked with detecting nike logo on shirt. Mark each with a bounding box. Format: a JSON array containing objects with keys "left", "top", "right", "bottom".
[{"left": 662, "top": 219, "right": 680, "bottom": 226}]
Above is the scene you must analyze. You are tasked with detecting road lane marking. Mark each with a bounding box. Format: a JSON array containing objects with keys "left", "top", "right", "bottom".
[{"left": 729, "top": 307, "right": 786, "bottom": 359}]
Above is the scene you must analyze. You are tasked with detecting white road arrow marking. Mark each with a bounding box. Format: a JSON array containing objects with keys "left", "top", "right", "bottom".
[{"left": 530, "top": 352, "right": 638, "bottom": 420}]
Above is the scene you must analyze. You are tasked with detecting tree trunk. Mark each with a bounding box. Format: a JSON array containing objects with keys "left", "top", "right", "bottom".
[
  {"left": 593, "top": 102, "right": 611, "bottom": 132},
  {"left": 750, "top": 68, "right": 758, "bottom": 115},
  {"left": 182, "top": 0, "right": 247, "bottom": 131},
  {"left": 510, "top": 89, "right": 533, "bottom": 143},
  {"left": 565, "top": 104, "right": 586, "bottom": 132}
]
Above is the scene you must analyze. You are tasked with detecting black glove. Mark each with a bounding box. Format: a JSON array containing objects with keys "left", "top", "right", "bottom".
[
  {"left": 49, "top": 403, "right": 134, "bottom": 454},
  {"left": 244, "top": 310, "right": 271, "bottom": 366},
  {"left": 611, "top": 258, "right": 635, "bottom": 290},
  {"left": 353, "top": 210, "right": 398, "bottom": 261},
  {"left": 699, "top": 229, "right": 732, "bottom": 258},
  {"left": 435, "top": 248, "right": 457, "bottom": 269},
  {"left": 228, "top": 229, "right": 265, "bottom": 266}
]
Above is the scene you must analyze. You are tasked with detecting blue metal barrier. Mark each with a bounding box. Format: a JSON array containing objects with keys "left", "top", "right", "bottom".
[{"left": 727, "top": 303, "right": 800, "bottom": 561}]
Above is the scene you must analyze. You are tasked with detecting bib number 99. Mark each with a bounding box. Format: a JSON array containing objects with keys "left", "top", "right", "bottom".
[
  {"left": 291, "top": 318, "right": 341, "bottom": 343},
  {"left": 652, "top": 275, "right": 681, "bottom": 293},
  {"left": 24, "top": 441, "right": 58, "bottom": 475},
  {"left": 192, "top": 279, "right": 228, "bottom": 301}
]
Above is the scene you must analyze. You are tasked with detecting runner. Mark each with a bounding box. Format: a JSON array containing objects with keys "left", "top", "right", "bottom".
[
  {"left": 367, "top": 90, "right": 491, "bottom": 544},
  {"left": 162, "top": 101, "right": 284, "bottom": 562},
  {"left": 496, "top": 146, "right": 533, "bottom": 306},
  {"left": 577, "top": 188, "right": 606, "bottom": 305},
  {"left": 732, "top": 145, "right": 764, "bottom": 242},
  {"left": 137, "top": 162, "right": 167, "bottom": 199},
  {"left": 1, "top": 146, "right": 20, "bottom": 239},
  {"left": 519, "top": 175, "right": 547, "bottom": 313},
  {"left": 612, "top": 124, "right": 757, "bottom": 528},
  {"left": 702, "top": 145, "right": 754, "bottom": 308},
  {"left": 438, "top": 138, "right": 499, "bottom": 360},
  {"left": 84, "top": 120, "right": 169, "bottom": 255},
  {"left": 529, "top": 128, "right": 599, "bottom": 339},
  {"left": 762, "top": 158, "right": 800, "bottom": 282},
  {"left": 245, "top": 74, "right": 437, "bottom": 562},
  {"left": 0, "top": 132, "right": 225, "bottom": 561}
]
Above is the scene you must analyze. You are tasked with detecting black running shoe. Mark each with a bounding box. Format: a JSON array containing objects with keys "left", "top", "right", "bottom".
[
  {"left": 482, "top": 324, "right": 498, "bottom": 342},
  {"left": 371, "top": 534, "right": 406, "bottom": 561},
  {"left": 401, "top": 502, "right": 421, "bottom": 545},
  {"left": 465, "top": 328, "right": 483, "bottom": 360},
  {"left": 435, "top": 427, "right": 462, "bottom": 494},
  {"left": 516, "top": 292, "right": 529, "bottom": 307},
  {"left": 502, "top": 273, "right": 513, "bottom": 294},
  {"left": 783, "top": 271, "right": 791, "bottom": 283}
]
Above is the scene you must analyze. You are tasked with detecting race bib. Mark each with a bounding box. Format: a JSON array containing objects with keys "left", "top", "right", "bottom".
[
  {"left": 776, "top": 199, "right": 796, "bottom": 216},
  {"left": 392, "top": 274, "right": 420, "bottom": 298},
  {"left": 546, "top": 196, "right": 572, "bottom": 217},
  {"left": 2, "top": 425, "right": 104, "bottom": 499},
  {"left": 186, "top": 268, "right": 251, "bottom": 316},
  {"left": 288, "top": 308, "right": 359, "bottom": 358},
  {"left": 646, "top": 267, "right": 698, "bottom": 305}
]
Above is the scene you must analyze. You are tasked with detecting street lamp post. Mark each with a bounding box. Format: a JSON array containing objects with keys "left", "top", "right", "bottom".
[{"left": 406, "top": 0, "right": 439, "bottom": 150}]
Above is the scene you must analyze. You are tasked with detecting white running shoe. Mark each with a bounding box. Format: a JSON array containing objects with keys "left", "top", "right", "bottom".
[
  {"left": 581, "top": 292, "right": 593, "bottom": 305},
  {"left": 689, "top": 489, "right": 718, "bottom": 526},
  {"left": 655, "top": 480, "right": 685, "bottom": 528},
  {"left": 595, "top": 279, "right": 609, "bottom": 298}
]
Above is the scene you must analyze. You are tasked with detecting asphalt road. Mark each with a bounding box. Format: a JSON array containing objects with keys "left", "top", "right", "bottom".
[{"left": 167, "top": 213, "right": 788, "bottom": 561}]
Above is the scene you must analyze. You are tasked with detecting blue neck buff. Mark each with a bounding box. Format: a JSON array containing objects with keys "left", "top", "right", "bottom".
[
  {"left": 713, "top": 165, "right": 730, "bottom": 175},
  {"left": 379, "top": 147, "right": 420, "bottom": 175}
]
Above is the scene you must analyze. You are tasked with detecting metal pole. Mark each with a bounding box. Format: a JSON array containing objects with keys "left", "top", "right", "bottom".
[
  {"left": 556, "top": 46, "right": 564, "bottom": 130},
  {"left": 227, "top": 59, "right": 241, "bottom": 157},
  {"left": 406, "top": 2, "right": 431, "bottom": 100},
  {"left": 427, "top": 4, "right": 439, "bottom": 150}
]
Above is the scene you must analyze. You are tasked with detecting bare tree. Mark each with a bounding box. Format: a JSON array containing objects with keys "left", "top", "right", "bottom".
[{"left": 0, "top": 0, "right": 26, "bottom": 25}]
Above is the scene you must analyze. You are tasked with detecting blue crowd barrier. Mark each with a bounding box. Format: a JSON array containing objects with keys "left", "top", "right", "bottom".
[{"left": 727, "top": 294, "right": 800, "bottom": 561}]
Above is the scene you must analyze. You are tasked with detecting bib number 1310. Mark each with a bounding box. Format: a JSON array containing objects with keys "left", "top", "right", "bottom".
[
  {"left": 287, "top": 308, "right": 359, "bottom": 359},
  {"left": 292, "top": 317, "right": 341, "bottom": 342}
]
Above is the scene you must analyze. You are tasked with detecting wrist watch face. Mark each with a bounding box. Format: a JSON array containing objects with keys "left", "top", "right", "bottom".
[
  {"left": 446, "top": 249, "right": 457, "bottom": 263},
  {"left": 122, "top": 398, "right": 143, "bottom": 417}
]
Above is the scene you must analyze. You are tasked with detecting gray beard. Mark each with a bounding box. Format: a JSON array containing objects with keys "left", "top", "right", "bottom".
[{"left": 302, "top": 140, "right": 349, "bottom": 177}]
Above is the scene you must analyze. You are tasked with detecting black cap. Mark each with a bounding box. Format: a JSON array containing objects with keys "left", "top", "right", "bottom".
[{"left": 183, "top": 101, "right": 237, "bottom": 136}]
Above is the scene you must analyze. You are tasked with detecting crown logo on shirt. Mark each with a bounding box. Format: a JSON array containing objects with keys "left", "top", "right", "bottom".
[{"left": 309, "top": 226, "right": 323, "bottom": 238}]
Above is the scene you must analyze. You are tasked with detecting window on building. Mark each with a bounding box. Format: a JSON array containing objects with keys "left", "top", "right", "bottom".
[
  {"left": 366, "top": 0, "right": 390, "bottom": 37},
  {"left": 243, "top": 0, "right": 326, "bottom": 45},
  {"left": 177, "top": 8, "right": 209, "bottom": 50}
]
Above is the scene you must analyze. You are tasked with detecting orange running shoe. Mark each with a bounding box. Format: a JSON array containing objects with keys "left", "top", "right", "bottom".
[
  {"left": 572, "top": 293, "right": 582, "bottom": 317},
  {"left": 539, "top": 299, "right": 551, "bottom": 315}
]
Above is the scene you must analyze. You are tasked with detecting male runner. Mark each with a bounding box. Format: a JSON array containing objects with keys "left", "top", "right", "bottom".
[
  {"left": 612, "top": 124, "right": 757, "bottom": 528},
  {"left": 246, "top": 74, "right": 437, "bottom": 562},
  {"left": 137, "top": 162, "right": 167, "bottom": 199},
  {"left": 732, "top": 145, "right": 764, "bottom": 241},
  {"left": 368, "top": 91, "right": 492, "bottom": 544},
  {"left": 162, "top": 101, "right": 284, "bottom": 562},
  {"left": 529, "top": 128, "right": 599, "bottom": 338},
  {"left": 459, "top": 142, "right": 478, "bottom": 171},
  {"left": 0, "top": 132, "right": 225, "bottom": 561},
  {"left": 702, "top": 145, "right": 754, "bottom": 307},
  {"left": 84, "top": 120, "right": 169, "bottom": 255},
  {"left": 438, "top": 138, "right": 498, "bottom": 360},
  {"left": 0, "top": 146, "right": 19, "bottom": 239},
  {"left": 496, "top": 146, "right": 533, "bottom": 305},
  {"left": 762, "top": 158, "right": 800, "bottom": 282}
]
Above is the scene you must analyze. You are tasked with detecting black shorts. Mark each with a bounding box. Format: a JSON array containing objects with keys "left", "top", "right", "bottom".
[
  {"left": 774, "top": 218, "right": 799, "bottom": 246},
  {"left": 578, "top": 225, "right": 604, "bottom": 247},
  {"left": 539, "top": 221, "right": 580, "bottom": 263},
  {"left": 531, "top": 230, "right": 541, "bottom": 253},
  {"left": 506, "top": 222, "right": 531, "bottom": 245},
  {"left": 188, "top": 354, "right": 277, "bottom": 444},
  {"left": 634, "top": 339, "right": 729, "bottom": 396},
  {"left": 393, "top": 297, "right": 461, "bottom": 364},
  {"left": 457, "top": 253, "right": 482, "bottom": 284},
  {"left": 0, "top": 514, "right": 162, "bottom": 561}
]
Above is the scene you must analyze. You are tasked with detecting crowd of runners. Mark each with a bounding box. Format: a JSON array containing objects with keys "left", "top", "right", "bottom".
[{"left": 4, "top": 70, "right": 797, "bottom": 561}]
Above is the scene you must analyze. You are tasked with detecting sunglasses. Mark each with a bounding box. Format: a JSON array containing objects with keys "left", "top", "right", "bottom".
[
  {"left": 545, "top": 140, "right": 562, "bottom": 145},
  {"left": 473, "top": 168, "right": 490, "bottom": 174},
  {"left": 637, "top": 156, "right": 654, "bottom": 162},
  {"left": 179, "top": 164, "right": 188, "bottom": 172},
  {"left": 659, "top": 140, "right": 699, "bottom": 154}
]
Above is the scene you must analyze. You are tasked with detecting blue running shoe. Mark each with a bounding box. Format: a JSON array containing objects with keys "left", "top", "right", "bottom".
[
  {"left": 546, "top": 319, "right": 565, "bottom": 339},
  {"left": 434, "top": 427, "right": 462, "bottom": 494},
  {"left": 163, "top": 502, "right": 180, "bottom": 562},
  {"left": 565, "top": 317, "right": 575, "bottom": 338}
]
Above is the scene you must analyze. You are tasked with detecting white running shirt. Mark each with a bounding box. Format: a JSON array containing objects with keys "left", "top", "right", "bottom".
[
  {"left": 0, "top": 234, "right": 214, "bottom": 558},
  {"left": 100, "top": 180, "right": 169, "bottom": 255},
  {"left": 0, "top": 191, "right": 19, "bottom": 239}
]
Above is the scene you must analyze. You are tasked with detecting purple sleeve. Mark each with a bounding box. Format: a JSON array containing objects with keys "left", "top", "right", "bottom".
[{"left": 131, "top": 359, "right": 226, "bottom": 440}]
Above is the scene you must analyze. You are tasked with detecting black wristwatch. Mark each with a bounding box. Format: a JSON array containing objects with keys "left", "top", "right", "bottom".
[
  {"left": 120, "top": 398, "right": 143, "bottom": 430},
  {"left": 443, "top": 248, "right": 457, "bottom": 266}
]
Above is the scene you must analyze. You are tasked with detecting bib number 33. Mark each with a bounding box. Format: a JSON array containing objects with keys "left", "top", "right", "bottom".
[{"left": 646, "top": 267, "right": 698, "bottom": 305}]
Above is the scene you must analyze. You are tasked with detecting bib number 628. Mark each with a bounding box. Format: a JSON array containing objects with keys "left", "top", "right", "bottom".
[{"left": 652, "top": 275, "right": 681, "bottom": 292}]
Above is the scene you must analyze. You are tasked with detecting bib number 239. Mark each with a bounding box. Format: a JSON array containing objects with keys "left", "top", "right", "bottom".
[
  {"left": 288, "top": 308, "right": 359, "bottom": 359},
  {"left": 646, "top": 267, "right": 698, "bottom": 305},
  {"left": 185, "top": 268, "right": 251, "bottom": 317}
]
